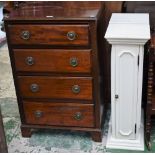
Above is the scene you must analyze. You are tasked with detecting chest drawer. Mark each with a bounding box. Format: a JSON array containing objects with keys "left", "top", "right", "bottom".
[
  {"left": 18, "top": 76, "right": 93, "bottom": 100},
  {"left": 23, "top": 101, "right": 94, "bottom": 127},
  {"left": 8, "top": 24, "right": 89, "bottom": 46},
  {"left": 14, "top": 49, "right": 91, "bottom": 73}
]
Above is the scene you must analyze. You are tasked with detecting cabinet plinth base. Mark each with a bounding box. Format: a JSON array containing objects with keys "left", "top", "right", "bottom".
[
  {"left": 20, "top": 124, "right": 103, "bottom": 142},
  {"left": 106, "top": 115, "right": 144, "bottom": 151}
]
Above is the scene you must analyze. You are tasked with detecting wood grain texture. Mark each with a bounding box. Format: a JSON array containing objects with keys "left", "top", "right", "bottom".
[
  {"left": 145, "top": 39, "right": 155, "bottom": 150},
  {"left": 4, "top": 2, "right": 102, "bottom": 21},
  {"left": 18, "top": 76, "right": 93, "bottom": 100},
  {"left": 23, "top": 101, "right": 94, "bottom": 127},
  {"left": 8, "top": 24, "right": 89, "bottom": 46},
  {"left": 4, "top": 1, "right": 106, "bottom": 142},
  {"left": 13, "top": 49, "right": 92, "bottom": 73}
]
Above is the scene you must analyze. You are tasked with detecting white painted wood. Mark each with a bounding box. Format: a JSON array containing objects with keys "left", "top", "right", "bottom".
[
  {"left": 105, "top": 14, "right": 150, "bottom": 43},
  {"left": 105, "top": 13, "right": 150, "bottom": 151},
  {"left": 109, "top": 13, "right": 150, "bottom": 24},
  {"left": 106, "top": 111, "right": 144, "bottom": 151},
  {"left": 115, "top": 45, "right": 138, "bottom": 140},
  {"left": 111, "top": 45, "right": 116, "bottom": 138}
]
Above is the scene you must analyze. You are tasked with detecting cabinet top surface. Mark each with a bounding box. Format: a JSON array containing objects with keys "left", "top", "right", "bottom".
[
  {"left": 4, "top": 2, "right": 103, "bottom": 21},
  {"left": 105, "top": 13, "right": 150, "bottom": 43},
  {"left": 110, "top": 13, "right": 150, "bottom": 24}
]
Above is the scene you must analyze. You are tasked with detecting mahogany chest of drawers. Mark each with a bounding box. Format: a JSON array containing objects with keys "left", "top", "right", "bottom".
[{"left": 4, "top": 2, "right": 105, "bottom": 142}]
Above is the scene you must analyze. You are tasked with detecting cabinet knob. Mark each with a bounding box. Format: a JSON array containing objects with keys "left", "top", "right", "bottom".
[
  {"left": 67, "top": 31, "right": 77, "bottom": 40},
  {"left": 30, "top": 84, "right": 39, "bottom": 93},
  {"left": 70, "top": 57, "right": 78, "bottom": 67},
  {"left": 115, "top": 94, "right": 119, "bottom": 99},
  {"left": 34, "top": 111, "right": 43, "bottom": 118},
  {"left": 25, "top": 56, "right": 34, "bottom": 66},
  {"left": 21, "top": 30, "right": 30, "bottom": 40},
  {"left": 74, "top": 112, "right": 83, "bottom": 121},
  {"left": 72, "top": 85, "right": 80, "bottom": 94}
]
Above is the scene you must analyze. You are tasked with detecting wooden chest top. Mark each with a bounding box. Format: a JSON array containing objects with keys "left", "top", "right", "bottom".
[{"left": 4, "top": 2, "right": 103, "bottom": 21}]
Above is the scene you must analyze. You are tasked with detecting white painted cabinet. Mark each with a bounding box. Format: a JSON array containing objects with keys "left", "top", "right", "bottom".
[{"left": 105, "top": 14, "right": 150, "bottom": 151}]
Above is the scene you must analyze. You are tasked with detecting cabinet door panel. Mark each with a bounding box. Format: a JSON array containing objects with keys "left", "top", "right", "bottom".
[{"left": 115, "top": 45, "right": 139, "bottom": 140}]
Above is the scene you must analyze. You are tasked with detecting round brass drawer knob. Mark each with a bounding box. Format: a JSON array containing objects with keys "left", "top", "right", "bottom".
[
  {"left": 21, "top": 30, "right": 30, "bottom": 40},
  {"left": 74, "top": 112, "right": 83, "bottom": 121},
  {"left": 34, "top": 110, "right": 43, "bottom": 118},
  {"left": 67, "top": 31, "right": 76, "bottom": 40},
  {"left": 25, "top": 56, "right": 34, "bottom": 66},
  {"left": 70, "top": 57, "right": 78, "bottom": 67},
  {"left": 30, "top": 84, "right": 39, "bottom": 93},
  {"left": 72, "top": 85, "right": 80, "bottom": 94}
]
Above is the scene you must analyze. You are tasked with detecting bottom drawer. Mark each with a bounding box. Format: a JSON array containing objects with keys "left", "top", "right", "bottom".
[{"left": 23, "top": 101, "right": 94, "bottom": 128}]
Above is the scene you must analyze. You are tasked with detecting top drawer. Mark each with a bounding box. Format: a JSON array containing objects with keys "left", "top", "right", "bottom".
[{"left": 7, "top": 24, "right": 89, "bottom": 46}]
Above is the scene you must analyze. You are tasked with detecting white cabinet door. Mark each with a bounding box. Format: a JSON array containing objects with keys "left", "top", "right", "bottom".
[{"left": 115, "top": 45, "right": 139, "bottom": 140}]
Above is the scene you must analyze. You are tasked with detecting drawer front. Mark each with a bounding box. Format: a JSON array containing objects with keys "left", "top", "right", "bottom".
[
  {"left": 8, "top": 25, "right": 89, "bottom": 46},
  {"left": 18, "top": 76, "right": 93, "bottom": 100},
  {"left": 23, "top": 101, "right": 94, "bottom": 127},
  {"left": 14, "top": 49, "right": 91, "bottom": 73}
]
